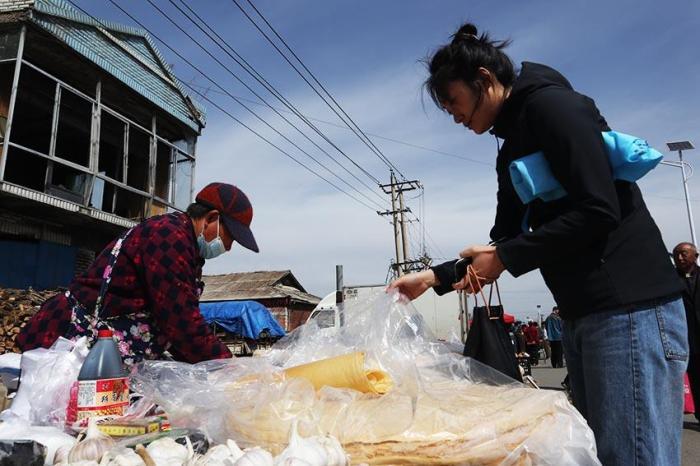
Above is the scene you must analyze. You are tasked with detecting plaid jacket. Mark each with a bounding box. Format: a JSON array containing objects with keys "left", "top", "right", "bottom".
[{"left": 17, "top": 212, "right": 232, "bottom": 363}]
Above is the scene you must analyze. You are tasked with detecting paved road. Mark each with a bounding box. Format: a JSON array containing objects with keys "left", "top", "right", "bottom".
[{"left": 530, "top": 366, "right": 699, "bottom": 466}]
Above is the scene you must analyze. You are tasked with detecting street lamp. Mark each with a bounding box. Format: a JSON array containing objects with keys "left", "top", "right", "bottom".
[{"left": 663, "top": 141, "right": 696, "bottom": 245}]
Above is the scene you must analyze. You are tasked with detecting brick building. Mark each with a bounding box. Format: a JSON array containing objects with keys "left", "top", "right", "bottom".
[
  {"left": 201, "top": 271, "right": 321, "bottom": 332},
  {"left": 0, "top": 0, "right": 205, "bottom": 288}
]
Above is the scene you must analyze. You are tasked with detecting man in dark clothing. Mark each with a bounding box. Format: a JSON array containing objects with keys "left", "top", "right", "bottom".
[
  {"left": 673, "top": 242, "right": 700, "bottom": 424},
  {"left": 545, "top": 306, "right": 564, "bottom": 368}
]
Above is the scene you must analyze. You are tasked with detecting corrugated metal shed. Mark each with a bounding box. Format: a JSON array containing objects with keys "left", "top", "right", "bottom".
[
  {"left": 201, "top": 271, "right": 321, "bottom": 306},
  {"left": 2, "top": 0, "right": 205, "bottom": 131}
]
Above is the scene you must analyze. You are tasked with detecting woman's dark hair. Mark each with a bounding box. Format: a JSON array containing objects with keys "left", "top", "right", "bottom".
[
  {"left": 424, "top": 23, "right": 515, "bottom": 109},
  {"left": 186, "top": 202, "right": 212, "bottom": 219}
]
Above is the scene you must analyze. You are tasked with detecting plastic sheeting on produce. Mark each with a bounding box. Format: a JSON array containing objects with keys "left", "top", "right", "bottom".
[
  {"left": 132, "top": 291, "right": 600, "bottom": 465},
  {"left": 199, "top": 300, "right": 285, "bottom": 339}
]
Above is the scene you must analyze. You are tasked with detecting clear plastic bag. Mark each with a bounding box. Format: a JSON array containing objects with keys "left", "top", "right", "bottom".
[
  {"left": 9, "top": 337, "right": 89, "bottom": 427},
  {"left": 131, "top": 291, "right": 600, "bottom": 465}
]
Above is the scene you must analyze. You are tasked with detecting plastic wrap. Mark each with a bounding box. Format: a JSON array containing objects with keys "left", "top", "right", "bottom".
[{"left": 132, "top": 291, "right": 600, "bottom": 465}]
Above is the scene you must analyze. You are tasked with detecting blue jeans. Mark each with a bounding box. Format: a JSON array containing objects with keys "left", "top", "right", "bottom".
[{"left": 563, "top": 298, "right": 688, "bottom": 466}]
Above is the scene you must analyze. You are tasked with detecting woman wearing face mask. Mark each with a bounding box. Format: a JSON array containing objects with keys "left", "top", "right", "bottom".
[
  {"left": 388, "top": 23, "right": 687, "bottom": 466},
  {"left": 17, "top": 182, "right": 258, "bottom": 366}
]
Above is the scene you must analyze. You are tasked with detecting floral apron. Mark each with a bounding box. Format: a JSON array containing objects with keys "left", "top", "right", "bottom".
[{"left": 63, "top": 228, "right": 168, "bottom": 366}]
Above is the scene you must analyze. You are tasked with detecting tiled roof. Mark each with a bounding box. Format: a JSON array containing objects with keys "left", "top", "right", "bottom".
[
  {"left": 200, "top": 271, "right": 321, "bottom": 306},
  {"left": 1, "top": 0, "right": 206, "bottom": 131},
  {"left": 0, "top": 1, "right": 34, "bottom": 13}
]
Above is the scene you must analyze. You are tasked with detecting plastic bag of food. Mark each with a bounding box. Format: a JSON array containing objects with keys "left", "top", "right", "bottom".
[{"left": 132, "top": 291, "right": 600, "bottom": 465}]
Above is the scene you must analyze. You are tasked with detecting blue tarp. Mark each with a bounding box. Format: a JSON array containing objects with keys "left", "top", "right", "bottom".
[{"left": 199, "top": 300, "right": 285, "bottom": 340}]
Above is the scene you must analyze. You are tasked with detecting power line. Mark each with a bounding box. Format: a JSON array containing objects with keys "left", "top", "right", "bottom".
[
  {"left": 422, "top": 226, "right": 447, "bottom": 260},
  {"left": 232, "top": 0, "right": 407, "bottom": 180},
  {"left": 178, "top": 67, "right": 387, "bottom": 210},
  {"left": 230, "top": 0, "right": 452, "bottom": 261},
  {"left": 184, "top": 81, "right": 494, "bottom": 167},
  {"left": 102, "top": 0, "right": 388, "bottom": 209},
  {"left": 164, "top": 0, "right": 473, "bottom": 263},
  {"left": 167, "top": 0, "right": 384, "bottom": 193},
  {"left": 140, "top": 0, "right": 386, "bottom": 202},
  {"left": 65, "top": 0, "right": 381, "bottom": 212},
  {"left": 74, "top": 0, "right": 450, "bottom": 264},
  {"left": 186, "top": 82, "right": 470, "bottom": 261},
  {"left": 170, "top": 0, "right": 384, "bottom": 191},
  {"left": 180, "top": 83, "right": 380, "bottom": 210}
]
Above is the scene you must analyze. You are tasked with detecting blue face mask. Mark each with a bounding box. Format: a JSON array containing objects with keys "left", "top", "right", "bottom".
[{"left": 197, "top": 219, "right": 226, "bottom": 260}]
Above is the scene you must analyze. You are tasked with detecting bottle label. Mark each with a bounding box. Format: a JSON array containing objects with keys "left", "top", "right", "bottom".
[{"left": 74, "top": 377, "right": 130, "bottom": 422}]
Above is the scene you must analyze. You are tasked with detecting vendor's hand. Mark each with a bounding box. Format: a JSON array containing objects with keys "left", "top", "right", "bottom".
[
  {"left": 387, "top": 269, "right": 438, "bottom": 300},
  {"left": 453, "top": 245, "right": 505, "bottom": 294}
]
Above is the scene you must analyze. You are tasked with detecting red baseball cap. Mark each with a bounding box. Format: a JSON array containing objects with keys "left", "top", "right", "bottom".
[{"left": 195, "top": 182, "right": 259, "bottom": 253}]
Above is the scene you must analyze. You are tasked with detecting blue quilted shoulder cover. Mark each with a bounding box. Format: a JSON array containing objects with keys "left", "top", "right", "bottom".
[{"left": 509, "top": 131, "right": 663, "bottom": 204}]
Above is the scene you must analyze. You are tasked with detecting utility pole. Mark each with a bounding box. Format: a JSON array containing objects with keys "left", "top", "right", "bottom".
[
  {"left": 389, "top": 172, "right": 403, "bottom": 274},
  {"left": 398, "top": 180, "right": 410, "bottom": 267},
  {"left": 377, "top": 171, "right": 429, "bottom": 277},
  {"left": 335, "top": 265, "right": 344, "bottom": 327}
]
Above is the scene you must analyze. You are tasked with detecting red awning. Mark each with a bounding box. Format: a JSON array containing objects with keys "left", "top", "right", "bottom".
[{"left": 468, "top": 312, "right": 516, "bottom": 326}]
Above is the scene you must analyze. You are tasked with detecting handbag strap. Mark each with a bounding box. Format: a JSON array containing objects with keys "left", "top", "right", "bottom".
[
  {"left": 487, "top": 281, "right": 502, "bottom": 305},
  {"left": 486, "top": 281, "right": 503, "bottom": 320},
  {"left": 93, "top": 227, "right": 135, "bottom": 322},
  {"left": 464, "top": 265, "right": 503, "bottom": 319}
]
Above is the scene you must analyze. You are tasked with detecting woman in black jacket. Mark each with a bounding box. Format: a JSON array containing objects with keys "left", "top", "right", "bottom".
[{"left": 389, "top": 23, "right": 688, "bottom": 466}]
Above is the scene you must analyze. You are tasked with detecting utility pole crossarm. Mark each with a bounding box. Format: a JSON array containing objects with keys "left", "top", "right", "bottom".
[
  {"left": 379, "top": 179, "right": 421, "bottom": 194},
  {"left": 376, "top": 208, "right": 411, "bottom": 216}
]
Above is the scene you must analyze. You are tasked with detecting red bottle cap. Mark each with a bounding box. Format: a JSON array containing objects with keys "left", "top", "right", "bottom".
[{"left": 98, "top": 329, "right": 113, "bottom": 338}]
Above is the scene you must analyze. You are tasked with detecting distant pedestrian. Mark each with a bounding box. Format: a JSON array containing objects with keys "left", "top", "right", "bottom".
[
  {"left": 673, "top": 242, "right": 700, "bottom": 425},
  {"left": 545, "top": 306, "right": 564, "bottom": 368},
  {"left": 540, "top": 325, "right": 551, "bottom": 361},
  {"left": 515, "top": 323, "right": 527, "bottom": 354},
  {"left": 524, "top": 321, "right": 541, "bottom": 366}
]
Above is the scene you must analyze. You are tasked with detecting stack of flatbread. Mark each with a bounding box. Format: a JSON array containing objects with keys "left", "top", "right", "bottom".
[{"left": 224, "top": 352, "right": 599, "bottom": 465}]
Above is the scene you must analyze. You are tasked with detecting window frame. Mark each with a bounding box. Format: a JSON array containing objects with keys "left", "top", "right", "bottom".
[{"left": 0, "top": 51, "right": 198, "bottom": 219}]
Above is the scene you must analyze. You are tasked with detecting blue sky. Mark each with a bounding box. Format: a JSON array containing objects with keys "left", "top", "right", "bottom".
[{"left": 78, "top": 0, "right": 700, "bottom": 320}]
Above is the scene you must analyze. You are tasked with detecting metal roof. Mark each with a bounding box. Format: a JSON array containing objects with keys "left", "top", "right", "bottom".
[
  {"left": 2, "top": 0, "right": 205, "bottom": 131},
  {"left": 201, "top": 271, "right": 321, "bottom": 306}
]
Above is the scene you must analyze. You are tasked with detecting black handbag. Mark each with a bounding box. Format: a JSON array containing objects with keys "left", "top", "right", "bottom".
[{"left": 463, "top": 282, "right": 523, "bottom": 382}]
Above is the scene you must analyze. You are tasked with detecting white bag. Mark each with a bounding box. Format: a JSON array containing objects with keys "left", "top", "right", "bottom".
[{"left": 9, "top": 337, "right": 88, "bottom": 426}]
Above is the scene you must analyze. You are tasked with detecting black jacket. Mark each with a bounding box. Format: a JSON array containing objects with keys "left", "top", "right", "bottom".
[
  {"left": 678, "top": 267, "right": 700, "bottom": 354},
  {"left": 433, "top": 62, "right": 681, "bottom": 320}
]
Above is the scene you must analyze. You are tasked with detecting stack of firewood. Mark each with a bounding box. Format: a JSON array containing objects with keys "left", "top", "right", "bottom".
[{"left": 0, "top": 287, "right": 59, "bottom": 354}]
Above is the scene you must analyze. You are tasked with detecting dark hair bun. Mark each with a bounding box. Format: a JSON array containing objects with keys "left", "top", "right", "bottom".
[
  {"left": 424, "top": 22, "right": 515, "bottom": 109},
  {"left": 451, "top": 23, "right": 479, "bottom": 44}
]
